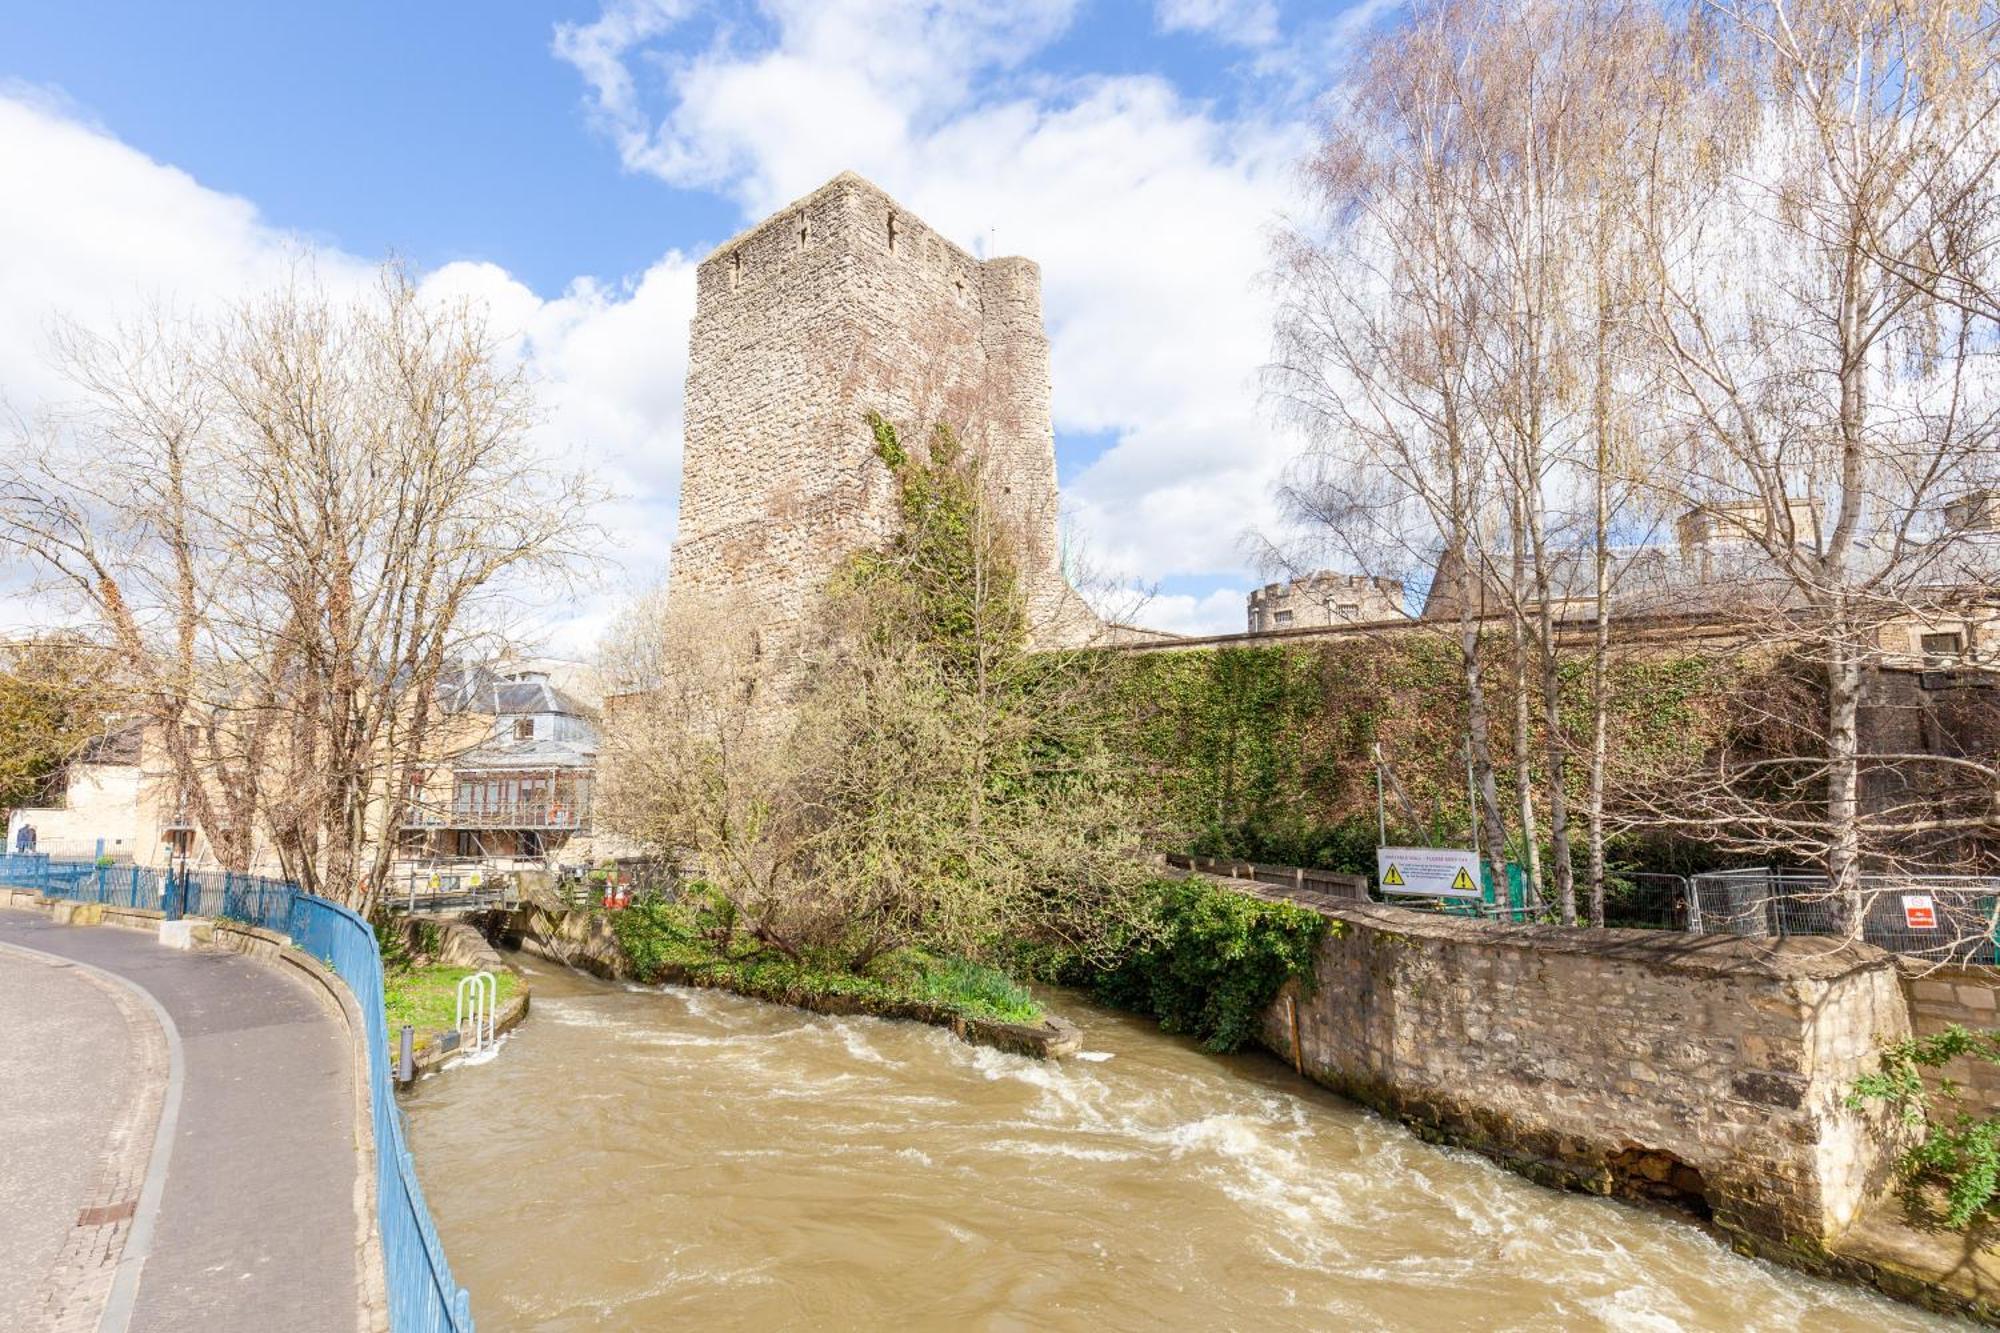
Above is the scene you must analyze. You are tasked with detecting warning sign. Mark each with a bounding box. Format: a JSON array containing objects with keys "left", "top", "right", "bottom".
[
  {"left": 1902, "top": 894, "right": 1939, "bottom": 930},
  {"left": 1377, "top": 846, "right": 1483, "bottom": 900}
]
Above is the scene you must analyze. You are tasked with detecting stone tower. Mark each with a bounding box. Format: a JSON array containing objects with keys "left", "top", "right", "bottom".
[{"left": 669, "top": 172, "right": 1098, "bottom": 653}]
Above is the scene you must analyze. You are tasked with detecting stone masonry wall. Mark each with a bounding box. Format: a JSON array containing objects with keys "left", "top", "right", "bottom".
[
  {"left": 1902, "top": 963, "right": 2000, "bottom": 1113},
  {"left": 1260, "top": 903, "right": 1911, "bottom": 1250},
  {"left": 671, "top": 171, "right": 1097, "bottom": 657},
  {"left": 1246, "top": 572, "right": 1406, "bottom": 634}
]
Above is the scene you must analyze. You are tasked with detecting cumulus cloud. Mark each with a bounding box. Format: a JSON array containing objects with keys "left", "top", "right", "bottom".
[
  {"left": 554, "top": 0, "right": 1314, "bottom": 634},
  {"left": 0, "top": 89, "right": 695, "bottom": 656}
]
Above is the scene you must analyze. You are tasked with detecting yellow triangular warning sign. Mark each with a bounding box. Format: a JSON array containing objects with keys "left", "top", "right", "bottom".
[
  {"left": 1450, "top": 866, "right": 1477, "bottom": 893},
  {"left": 1382, "top": 864, "right": 1405, "bottom": 886}
]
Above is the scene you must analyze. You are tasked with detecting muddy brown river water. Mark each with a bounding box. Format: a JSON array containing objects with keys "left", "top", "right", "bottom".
[{"left": 404, "top": 958, "right": 1956, "bottom": 1331}]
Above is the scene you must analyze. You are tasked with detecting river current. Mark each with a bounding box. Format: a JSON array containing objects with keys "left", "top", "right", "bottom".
[{"left": 404, "top": 958, "right": 1952, "bottom": 1331}]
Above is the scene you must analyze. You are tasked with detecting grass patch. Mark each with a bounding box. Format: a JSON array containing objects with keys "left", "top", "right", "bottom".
[
  {"left": 610, "top": 892, "right": 1043, "bottom": 1027},
  {"left": 383, "top": 964, "right": 519, "bottom": 1041}
]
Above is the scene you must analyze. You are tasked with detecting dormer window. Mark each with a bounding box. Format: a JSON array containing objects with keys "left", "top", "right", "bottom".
[{"left": 513, "top": 718, "right": 535, "bottom": 741}]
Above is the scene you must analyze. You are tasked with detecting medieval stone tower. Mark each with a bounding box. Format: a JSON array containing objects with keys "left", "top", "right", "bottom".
[{"left": 669, "top": 171, "right": 1099, "bottom": 653}]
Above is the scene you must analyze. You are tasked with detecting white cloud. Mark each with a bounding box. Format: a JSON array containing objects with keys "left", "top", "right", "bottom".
[
  {"left": 553, "top": 0, "right": 1313, "bottom": 624},
  {"left": 0, "top": 89, "right": 694, "bottom": 658},
  {"left": 1127, "top": 587, "right": 1251, "bottom": 637},
  {"left": 0, "top": 89, "right": 371, "bottom": 410},
  {"left": 1155, "top": 0, "right": 1281, "bottom": 48}
]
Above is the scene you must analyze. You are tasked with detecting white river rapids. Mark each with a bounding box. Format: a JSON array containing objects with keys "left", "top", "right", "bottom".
[{"left": 402, "top": 957, "right": 1954, "bottom": 1331}]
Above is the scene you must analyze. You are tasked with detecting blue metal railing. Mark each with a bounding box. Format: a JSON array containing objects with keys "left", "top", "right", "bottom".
[{"left": 0, "top": 853, "right": 475, "bottom": 1331}]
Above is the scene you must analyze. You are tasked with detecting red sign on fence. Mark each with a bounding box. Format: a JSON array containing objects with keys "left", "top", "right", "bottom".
[{"left": 1902, "top": 894, "right": 1939, "bottom": 930}]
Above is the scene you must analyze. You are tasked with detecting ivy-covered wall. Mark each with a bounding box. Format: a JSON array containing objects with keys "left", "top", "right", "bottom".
[{"left": 1104, "top": 638, "right": 1737, "bottom": 876}]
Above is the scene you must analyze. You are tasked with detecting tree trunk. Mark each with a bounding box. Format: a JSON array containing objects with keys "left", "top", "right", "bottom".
[
  {"left": 1826, "top": 631, "right": 1865, "bottom": 940},
  {"left": 1456, "top": 552, "right": 1512, "bottom": 893},
  {"left": 1507, "top": 528, "right": 1542, "bottom": 909}
]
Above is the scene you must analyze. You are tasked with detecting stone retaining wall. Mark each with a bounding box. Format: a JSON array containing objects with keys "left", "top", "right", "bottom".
[
  {"left": 1900, "top": 962, "right": 2000, "bottom": 1112},
  {"left": 1259, "top": 903, "right": 1909, "bottom": 1252},
  {"left": 390, "top": 914, "right": 509, "bottom": 972}
]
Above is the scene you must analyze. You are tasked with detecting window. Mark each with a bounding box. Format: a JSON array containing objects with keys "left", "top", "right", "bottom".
[
  {"left": 513, "top": 717, "right": 535, "bottom": 741},
  {"left": 1336, "top": 603, "right": 1360, "bottom": 619},
  {"left": 1921, "top": 630, "right": 1966, "bottom": 660},
  {"left": 797, "top": 211, "right": 809, "bottom": 250},
  {"left": 729, "top": 250, "right": 743, "bottom": 290},
  {"left": 1274, "top": 609, "right": 1295, "bottom": 627},
  {"left": 887, "top": 212, "right": 901, "bottom": 254}
]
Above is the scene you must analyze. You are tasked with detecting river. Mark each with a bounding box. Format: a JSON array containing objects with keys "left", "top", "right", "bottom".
[{"left": 404, "top": 959, "right": 1953, "bottom": 1331}]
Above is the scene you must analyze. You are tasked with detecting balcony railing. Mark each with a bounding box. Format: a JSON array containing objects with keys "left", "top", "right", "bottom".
[{"left": 403, "top": 802, "right": 590, "bottom": 831}]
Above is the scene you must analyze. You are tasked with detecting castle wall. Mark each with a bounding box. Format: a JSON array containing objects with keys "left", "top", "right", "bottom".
[
  {"left": 671, "top": 172, "right": 1095, "bottom": 651},
  {"left": 1247, "top": 573, "right": 1406, "bottom": 634}
]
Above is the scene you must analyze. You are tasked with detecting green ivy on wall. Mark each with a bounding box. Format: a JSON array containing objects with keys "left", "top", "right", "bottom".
[{"left": 1096, "top": 637, "right": 1736, "bottom": 877}]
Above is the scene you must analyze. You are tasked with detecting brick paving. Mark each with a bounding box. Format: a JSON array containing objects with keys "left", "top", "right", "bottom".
[
  {"left": 0, "top": 942, "right": 162, "bottom": 1331},
  {"left": 0, "top": 910, "right": 364, "bottom": 1332}
]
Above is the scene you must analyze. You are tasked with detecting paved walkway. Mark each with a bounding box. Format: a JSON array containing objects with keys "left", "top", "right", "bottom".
[{"left": 0, "top": 910, "right": 364, "bottom": 1332}]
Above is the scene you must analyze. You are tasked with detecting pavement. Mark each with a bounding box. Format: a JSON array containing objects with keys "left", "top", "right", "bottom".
[{"left": 0, "top": 909, "right": 364, "bottom": 1332}]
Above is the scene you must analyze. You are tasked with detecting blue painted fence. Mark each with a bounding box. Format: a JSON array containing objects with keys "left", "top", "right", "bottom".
[{"left": 0, "top": 853, "right": 475, "bottom": 1331}]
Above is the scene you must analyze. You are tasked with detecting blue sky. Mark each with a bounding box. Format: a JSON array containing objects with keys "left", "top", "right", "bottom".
[{"left": 0, "top": 0, "right": 1397, "bottom": 648}]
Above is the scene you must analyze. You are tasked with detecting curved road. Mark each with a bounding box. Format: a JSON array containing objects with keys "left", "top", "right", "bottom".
[{"left": 0, "top": 909, "right": 365, "bottom": 1332}]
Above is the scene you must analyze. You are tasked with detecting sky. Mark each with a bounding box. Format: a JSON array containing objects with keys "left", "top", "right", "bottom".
[{"left": 0, "top": 0, "right": 1400, "bottom": 654}]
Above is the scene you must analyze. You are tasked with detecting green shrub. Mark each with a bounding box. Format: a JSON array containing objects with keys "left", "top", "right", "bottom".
[
  {"left": 1849, "top": 1024, "right": 2000, "bottom": 1229},
  {"left": 1089, "top": 878, "right": 1329, "bottom": 1053}
]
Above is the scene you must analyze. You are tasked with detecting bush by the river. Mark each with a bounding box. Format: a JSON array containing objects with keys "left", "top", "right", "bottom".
[
  {"left": 1013, "top": 877, "right": 1330, "bottom": 1055},
  {"left": 611, "top": 886, "right": 1044, "bottom": 1027}
]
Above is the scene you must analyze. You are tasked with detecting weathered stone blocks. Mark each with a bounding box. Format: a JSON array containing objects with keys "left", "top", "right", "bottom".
[
  {"left": 668, "top": 171, "right": 1099, "bottom": 662},
  {"left": 1258, "top": 903, "right": 1911, "bottom": 1250}
]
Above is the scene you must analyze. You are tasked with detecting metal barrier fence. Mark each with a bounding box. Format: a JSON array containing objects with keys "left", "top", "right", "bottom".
[
  {"left": 1163, "top": 853, "right": 1370, "bottom": 909},
  {"left": 0, "top": 853, "right": 475, "bottom": 1331},
  {"left": 1691, "top": 868, "right": 2000, "bottom": 964}
]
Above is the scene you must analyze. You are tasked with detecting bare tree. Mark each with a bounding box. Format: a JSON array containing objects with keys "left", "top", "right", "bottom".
[
  {"left": 1635, "top": 0, "right": 2000, "bottom": 932},
  {"left": 1265, "top": 18, "right": 1519, "bottom": 896},
  {"left": 1267, "top": 0, "right": 1676, "bottom": 911},
  {"left": 0, "top": 264, "right": 599, "bottom": 908}
]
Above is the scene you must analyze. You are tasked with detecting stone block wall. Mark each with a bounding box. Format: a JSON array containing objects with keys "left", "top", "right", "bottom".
[
  {"left": 1260, "top": 903, "right": 1911, "bottom": 1249},
  {"left": 1902, "top": 963, "right": 2000, "bottom": 1112},
  {"left": 1246, "top": 572, "right": 1406, "bottom": 634},
  {"left": 671, "top": 171, "right": 1098, "bottom": 659}
]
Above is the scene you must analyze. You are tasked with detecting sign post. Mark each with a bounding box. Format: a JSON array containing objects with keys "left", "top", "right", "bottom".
[{"left": 1376, "top": 846, "right": 1483, "bottom": 900}]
